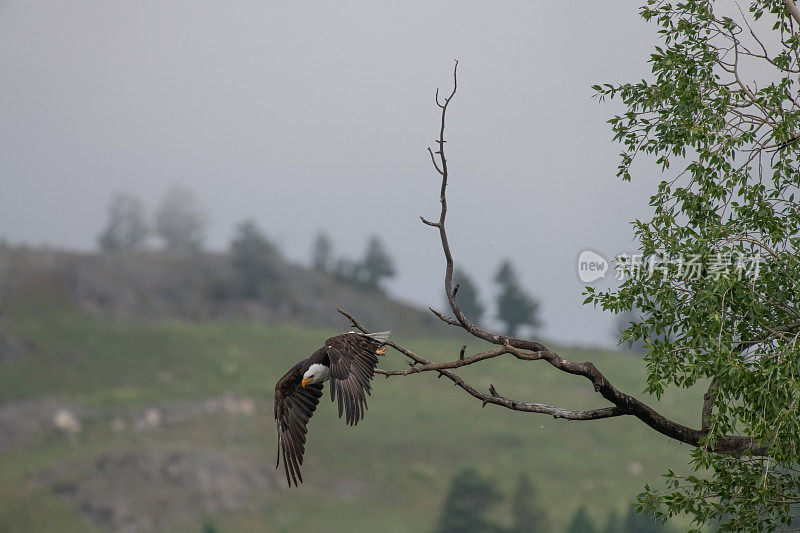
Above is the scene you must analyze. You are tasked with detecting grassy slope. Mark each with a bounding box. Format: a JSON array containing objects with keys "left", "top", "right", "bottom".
[{"left": 0, "top": 303, "right": 702, "bottom": 532}]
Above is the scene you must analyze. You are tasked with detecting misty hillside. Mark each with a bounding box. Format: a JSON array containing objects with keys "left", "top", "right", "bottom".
[
  {"left": 0, "top": 245, "right": 442, "bottom": 334},
  {"left": 0, "top": 303, "right": 697, "bottom": 532},
  {"left": 0, "top": 243, "right": 702, "bottom": 531}
]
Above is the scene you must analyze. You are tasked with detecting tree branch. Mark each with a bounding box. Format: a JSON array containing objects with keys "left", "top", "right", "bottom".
[
  {"left": 341, "top": 61, "right": 767, "bottom": 457},
  {"left": 337, "top": 307, "right": 622, "bottom": 420},
  {"left": 783, "top": 0, "right": 800, "bottom": 28},
  {"left": 702, "top": 379, "right": 719, "bottom": 433}
]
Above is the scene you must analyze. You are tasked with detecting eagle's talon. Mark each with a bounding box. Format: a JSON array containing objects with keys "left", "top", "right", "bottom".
[{"left": 376, "top": 347, "right": 388, "bottom": 356}]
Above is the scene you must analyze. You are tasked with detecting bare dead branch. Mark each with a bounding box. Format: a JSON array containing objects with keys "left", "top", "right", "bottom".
[
  {"left": 427, "top": 147, "right": 444, "bottom": 176},
  {"left": 338, "top": 61, "right": 768, "bottom": 456},
  {"left": 337, "top": 307, "right": 621, "bottom": 420}
]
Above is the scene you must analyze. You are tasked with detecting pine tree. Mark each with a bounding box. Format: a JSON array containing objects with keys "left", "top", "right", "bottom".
[
  {"left": 98, "top": 193, "right": 148, "bottom": 251},
  {"left": 229, "top": 219, "right": 278, "bottom": 298},
  {"left": 508, "top": 473, "right": 549, "bottom": 533},
  {"left": 601, "top": 509, "right": 623, "bottom": 533},
  {"left": 435, "top": 467, "right": 503, "bottom": 533},
  {"left": 565, "top": 505, "right": 597, "bottom": 533},
  {"left": 154, "top": 184, "right": 206, "bottom": 251},
  {"left": 331, "top": 257, "right": 361, "bottom": 286},
  {"left": 494, "top": 259, "right": 541, "bottom": 337},
  {"left": 311, "top": 232, "right": 333, "bottom": 273},
  {"left": 359, "top": 235, "right": 395, "bottom": 290},
  {"left": 448, "top": 269, "right": 485, "bottom": 325},
  {"left": 202, "top": 521, "right": 222, "bottom": 533}
]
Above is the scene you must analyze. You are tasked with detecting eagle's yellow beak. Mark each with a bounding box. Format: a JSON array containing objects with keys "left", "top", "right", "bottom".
[{"left": 301, "top": 377, "right": 313, "bottom": 388}]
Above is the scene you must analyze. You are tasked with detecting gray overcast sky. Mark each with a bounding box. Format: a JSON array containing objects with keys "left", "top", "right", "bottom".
[{"left": 0, "top": 1, "right": 662, "bottom": 346}]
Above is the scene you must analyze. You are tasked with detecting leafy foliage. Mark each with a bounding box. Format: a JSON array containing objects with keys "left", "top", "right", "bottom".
[
  {"left": 587, "top": 1, "right": 800, "bottom": 530},
  {"left": 622, "top": 501, "right": 670, "bottom": 533},
  {"left": 616, "top": 307, "right": 677, "bottom": 355},
  {"left": 615, "top": 308, "right": 648, "bottom": 354}
]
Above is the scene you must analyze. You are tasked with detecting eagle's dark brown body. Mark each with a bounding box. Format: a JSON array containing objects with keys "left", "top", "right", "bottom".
[{"left": 273, "top": 331, "right": 389, "bottom": 486}]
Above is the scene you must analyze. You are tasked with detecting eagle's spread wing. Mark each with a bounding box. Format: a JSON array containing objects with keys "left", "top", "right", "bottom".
[
  {"left": 325, "top": 333, "right": 382, "bottom": 426},
  {"left": 274, "top": 363, "right": 324, "bottom": 486}
]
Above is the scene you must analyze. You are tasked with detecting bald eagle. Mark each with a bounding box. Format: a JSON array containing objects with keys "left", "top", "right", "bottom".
[{"left": 273, "top": 330, "right": 390, "bottom": 486}]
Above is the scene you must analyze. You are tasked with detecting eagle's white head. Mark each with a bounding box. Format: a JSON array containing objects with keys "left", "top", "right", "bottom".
[{"left": 301, "top": 363, "right": 330, "bottom": 388}]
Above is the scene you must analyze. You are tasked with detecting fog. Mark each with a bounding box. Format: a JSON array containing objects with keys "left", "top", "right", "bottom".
[{"left": 0, "top": 1, "right": 661, "bottom": 346}]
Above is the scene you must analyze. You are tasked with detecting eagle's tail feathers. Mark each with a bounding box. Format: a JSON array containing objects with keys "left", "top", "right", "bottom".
[{"left": 362, "top": 330, "right": 391, "bottom": 343}]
